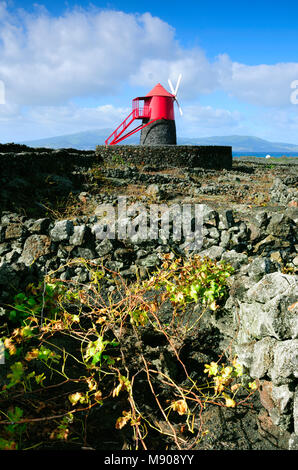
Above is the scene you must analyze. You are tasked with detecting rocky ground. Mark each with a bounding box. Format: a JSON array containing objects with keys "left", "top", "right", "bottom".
[{"left": 0, "top": 147, "right": 297, "bottom": 451}]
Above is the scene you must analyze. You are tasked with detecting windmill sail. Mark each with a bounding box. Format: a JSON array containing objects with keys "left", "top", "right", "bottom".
[{"left": 168, "top": 75, "right": 183, "bottom": 116}]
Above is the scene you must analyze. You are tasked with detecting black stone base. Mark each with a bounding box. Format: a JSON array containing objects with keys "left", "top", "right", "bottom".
[{"left": 140, "top": 119, "right": 177, "bottom": 145}]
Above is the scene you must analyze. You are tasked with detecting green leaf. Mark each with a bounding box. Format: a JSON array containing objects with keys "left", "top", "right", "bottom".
[
  {"left": 103, "top": 355, "right": 115, "bottom": 365},
  {"left": 27, "top": 297, "right": 36, "bottom": 306},
  {"left": 8, "top": 406, "right": 23, "bottom": 422},
  {"left": 35, "top": 373, "right": 46, "bottom": 385},
  {"left": 37, "top": 346, "right": 60, "bottom": 363},
  {"left": 14, "top": 293, "right": 27, "bottom": 302},
  {"left": 91, "top": 352, "right": 102, "bottom": 365},
  {"left": 9, "top": 310, "right": 17, "bottom": 321},
  {"left": 7, "top": 362, "right": 24, "bottom": 388},
  {"left": 0, "top": 437, "right": 17, "bottom": 450},
  {"left": 22, "top": 326, "right": 34, "bottom": 338}
]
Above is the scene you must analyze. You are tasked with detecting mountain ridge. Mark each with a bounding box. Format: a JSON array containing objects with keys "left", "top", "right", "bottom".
[{"left": 16, "top": 129, "right": 298, "bottom": 153}]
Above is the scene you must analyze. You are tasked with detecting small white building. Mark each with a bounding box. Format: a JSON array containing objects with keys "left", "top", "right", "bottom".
[{"left": 265, "top": 154, "right": 271, "bottom": 159}]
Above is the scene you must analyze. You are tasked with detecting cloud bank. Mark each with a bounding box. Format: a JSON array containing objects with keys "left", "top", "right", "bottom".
[{"left": 0, "top": 2, "right": 297, "bottom": 141}]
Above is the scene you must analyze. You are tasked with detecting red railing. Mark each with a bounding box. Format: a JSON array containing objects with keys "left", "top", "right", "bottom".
[
  {"left": 105, "top": 101, "right": 151, "bottom": 145},
  {"left": 132, "top": 100, "right": 150, "bottom": 119},
  {"left": 105, "top": 110, "right": 136, "bottom": 146}
]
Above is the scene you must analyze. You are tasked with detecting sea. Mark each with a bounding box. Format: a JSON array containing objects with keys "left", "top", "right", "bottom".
[{"left": 232, "top": 151, "right": 298, "bottom": 158}]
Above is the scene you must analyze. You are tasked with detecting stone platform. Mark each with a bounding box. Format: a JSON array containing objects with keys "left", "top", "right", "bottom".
[{"left": 96, "top": 145, "right": 232, "bottom": 169}]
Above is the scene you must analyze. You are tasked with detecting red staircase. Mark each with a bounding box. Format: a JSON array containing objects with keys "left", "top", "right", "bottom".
[
  {"left": 105, "top": 110, "right": 136, "bottom": 146},
  {"left": 105, "top": 102, "right": 155, "bottom": 145}
]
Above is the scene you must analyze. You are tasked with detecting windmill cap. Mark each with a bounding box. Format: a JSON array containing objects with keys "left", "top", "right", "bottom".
[{"left": 145, "top": 83, "right": 174, "bottom": 98}]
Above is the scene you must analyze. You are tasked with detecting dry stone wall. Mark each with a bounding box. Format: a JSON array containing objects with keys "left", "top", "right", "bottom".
[
  {"left": 95, "top": 144, "right": 232, "bottom": 169},
  {"left": 0, "top": 203, "right": 297, "bottom": 448},
  {"left": 0, "top": 143, "right": 297, "bottom": 449}
]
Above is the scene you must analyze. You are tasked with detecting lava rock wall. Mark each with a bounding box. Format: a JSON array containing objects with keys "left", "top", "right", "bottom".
[
  {"left": 96, "top": 145, "right": 232, "bottom": 169},
  {"left": 0, "top": 205, "right": 297, "bottom": 451},
  {"left": 0, "top": 143, "right": 297, "bottom": 449},
  {"left": 0, "top": 144, "right": 97, "bottom": 176}
]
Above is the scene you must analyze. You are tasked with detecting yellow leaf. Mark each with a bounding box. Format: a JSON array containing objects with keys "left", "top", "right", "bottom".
[
  {"left": 4, "top": 338, "right": 16, "bottom": 355},
  {"left": 221, "top": 366, "right": 233, "bottom": 379},
  {"left": 204, "top": 361, "right": 218, "bottom": 376},
  {"left": 115, "top": 411, "right": 131, "bottom": 430},
  {"left": 112, "top": 382, "right": 122, "bottom": 398},
  {"left": 223, "top": 393, "right": 236, "bottom": 408},
  {"left": 68, "top": 392, "right": 82, "bottom": 406},
  {"left": 231, "top": 383, "right": 241, "bottom": 393},
  {"left": 94, "top": 390, "right": 103, "bottom": 402},
  {"left": 25, "top": 348, "right": 39, "bottom": 361},
  {"left": 86, "top": 377, "right": 97, "bottom": 391},
  {"left": 112, "top": 375, "right": 131, "bottom": 397},
  {"left": 171, "top": 399, "right": 188, "bottom": 416},
  {"left": 232, "top": 361, "right": 243, "bottom": 377},
  {"left": 214, "top": 377, "right": 224, "bottom": 394},
  {"left": 249, "top": 381, "right": 258, "bottom": 391}
]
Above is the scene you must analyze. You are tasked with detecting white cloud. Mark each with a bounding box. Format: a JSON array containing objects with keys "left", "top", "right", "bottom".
[
  {"left": 27, "top": 103, "right": 130, "bottom": 129},
  {"left": 257, "top": 108, "right": 298, "bottom": 143},
  {"left": 1, "top": 2, "right": 297, "bottom": 108},
  {"left": 0, "top": 102, "right": 20, "bottom": 119},
  {"left": 130, "top": 48, "right": 218, "bottom": 99},
  {"left": 177, "top": 103, "right": 242, "bottom": 137},
  {"left": 0, "top": 78, "right": 5, "bottom": 104},
  {"left": 216, "top": 54, "right": 298, "bottom": 107},
  {"left": 0, "top": 3, "right": 298, "bottom": 142},
  {"left": 133, "top": 52, "right": 298, "bottom": 108},
  {"left": 184, "top": 104, "right": 241, "bottom": 126},
  {"left": 0, "top": 5, "right": 177, "bottom": 105},
  {"left": 0, "top": 102, "right": 130, "bottom": 141}
]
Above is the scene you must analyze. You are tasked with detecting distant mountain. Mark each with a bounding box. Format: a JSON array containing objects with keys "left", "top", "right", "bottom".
[
  {"left": 19, "top": 128, "right": 138, "bottom": 150},
  {"left": 177, "top": 135, "right": 298, "bottom": 152},
  {"left": 18, "top": 130, "right": 298, "bottom": 153}
]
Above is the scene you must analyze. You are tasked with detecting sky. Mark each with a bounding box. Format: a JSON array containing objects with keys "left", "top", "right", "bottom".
[{"left": 0, "top": 0, "right": 298, "bottom": 143}]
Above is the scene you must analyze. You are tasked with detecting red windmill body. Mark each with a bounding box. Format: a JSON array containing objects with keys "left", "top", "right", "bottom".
[{"left": 105, "top": 78, "right": 182, "bottom": 146}]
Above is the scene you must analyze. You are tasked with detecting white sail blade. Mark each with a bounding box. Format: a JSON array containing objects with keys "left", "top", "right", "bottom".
[
  {"left": 168, "top": 78, "right": 175, "bottom": 95},
  {"left": 176, "top": 99, "right": 183, "bottom": 116},
  {"left": 174, "top": 74, "right": 182, "bottom": 96}
]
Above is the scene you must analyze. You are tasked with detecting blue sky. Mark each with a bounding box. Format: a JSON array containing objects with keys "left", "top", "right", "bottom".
[{"left": 1, "top": 0, "right": 298, "bottom": 143}]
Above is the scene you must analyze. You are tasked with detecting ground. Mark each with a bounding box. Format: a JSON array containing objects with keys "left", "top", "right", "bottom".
[{"left": 0, "top": 152, "right": 297, "bottom": 451}]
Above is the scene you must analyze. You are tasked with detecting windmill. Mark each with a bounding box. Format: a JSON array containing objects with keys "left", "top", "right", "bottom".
[{"left": 105, "top": 75, "right": 183, "bottom": 146}]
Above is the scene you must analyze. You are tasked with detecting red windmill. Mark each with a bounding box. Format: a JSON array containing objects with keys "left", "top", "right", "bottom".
[{"left": 105, "top": 75, "right": 183, "bottom": 146}]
